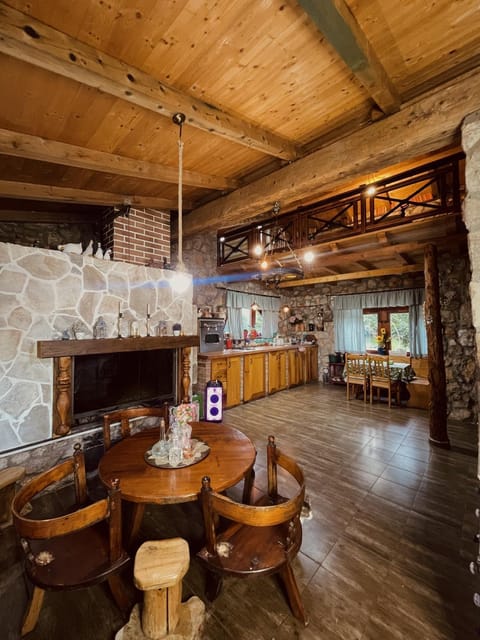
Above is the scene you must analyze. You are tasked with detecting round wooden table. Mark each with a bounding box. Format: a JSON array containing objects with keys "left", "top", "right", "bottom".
[{"left": 98, "top": 421, "right": 256, "bottom": 545}]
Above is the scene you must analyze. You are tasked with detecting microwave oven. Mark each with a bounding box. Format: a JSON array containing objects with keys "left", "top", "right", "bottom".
[{"left": 199, "top": 318, "right": 225, "bottom": 353}]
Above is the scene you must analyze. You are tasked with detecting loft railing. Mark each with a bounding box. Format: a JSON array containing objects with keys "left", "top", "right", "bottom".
[{"left": 218, "top": 153, "right": 464, "bottom": 267}]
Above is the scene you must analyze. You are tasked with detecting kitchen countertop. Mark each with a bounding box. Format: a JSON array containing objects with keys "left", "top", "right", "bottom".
[{"left": 198, "top": 343, "right": 317, "bottom": 359}]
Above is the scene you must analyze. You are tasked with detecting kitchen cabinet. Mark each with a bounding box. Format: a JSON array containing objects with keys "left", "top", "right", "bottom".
[
  {"left": 268, "top": 350, "right": 287, "bottom": 394},
  {"left": 210, "top": 356, "right": 242, "bottom": 408},
  {"left": 243, "top": 353, "right": 266, "bottom": 402},
  {"left": 288, "top": 349, "right": 304, "bottom": 387},
  {"left": 305, "top": 345, "right": 319, "bottom": 382}
]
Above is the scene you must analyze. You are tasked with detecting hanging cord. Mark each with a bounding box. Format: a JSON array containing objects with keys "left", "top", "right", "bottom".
[{"left": 173, "top": 113, "right": 186, "bottom": 269}]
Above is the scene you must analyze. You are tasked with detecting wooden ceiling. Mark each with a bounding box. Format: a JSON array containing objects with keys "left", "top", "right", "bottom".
[{"left": 0, "top": 0, "right": 478, "bottom": 283}]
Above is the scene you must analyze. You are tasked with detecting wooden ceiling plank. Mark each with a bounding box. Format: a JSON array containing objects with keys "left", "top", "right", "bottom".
[
  {"left": 0, "top": 4, "right": 299, "bottom": 161},
  {"left": 296, "top": 0, "right": 400, "bottom": 114},
  {"left": 278, "top": 264, "right": 423, "bottom": 287},
  {"left": 0, "top": 179, "right": 180, "bottom": 209},
  {"left": 0, "top": 127, "right": 237, "bottom": 191},
  {"left": 183, "top": 67, "right": 479, "bottom": 235}
]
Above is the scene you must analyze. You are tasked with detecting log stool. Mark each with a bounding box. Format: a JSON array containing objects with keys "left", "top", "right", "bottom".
[
  {"left": 0, "top": 466, "right": 25, "bottom": 526},
  {"left": 134, "top": 538, "right": 190, "bottom": 639}
]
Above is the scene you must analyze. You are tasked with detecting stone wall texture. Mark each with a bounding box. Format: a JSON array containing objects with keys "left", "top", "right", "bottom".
[
  {"left": 0, "top": 241, "right": 193, "bottom": 456},
  {"left": 462, "top": 110, "right": 480, "bottom": 466}
]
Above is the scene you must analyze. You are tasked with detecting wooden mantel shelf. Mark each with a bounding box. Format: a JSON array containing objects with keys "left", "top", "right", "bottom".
[{"left": 37, "top": 335, "right": 200, "bottom": 358}]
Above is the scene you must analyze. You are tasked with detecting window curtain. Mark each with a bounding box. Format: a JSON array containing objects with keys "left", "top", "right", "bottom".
[
  {"left": 332, "top": 288, "right": 427, "bottom": 356},
  {"left": 224, "top": 291, "right": 280, "bottom": 340},
  {"left": 260, "top": 296, "right": 281, "bottom": 339}
]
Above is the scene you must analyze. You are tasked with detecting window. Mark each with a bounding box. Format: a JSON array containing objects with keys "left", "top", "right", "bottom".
[
  {"left": 363, "top": 307, "right": 410, "bottom": 352},
  {"left": 241, "top": 308, "right": 263, "bottom": 337}
]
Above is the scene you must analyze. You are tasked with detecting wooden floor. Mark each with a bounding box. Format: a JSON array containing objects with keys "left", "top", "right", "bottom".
[{"left": 1, "top": 383, "right": 479, "bottom": 639}]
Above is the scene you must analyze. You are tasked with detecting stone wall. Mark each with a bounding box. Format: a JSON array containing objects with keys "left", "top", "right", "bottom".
[
  {"left": 0, "top": 241, "right": 194, "bottom": 456},
  {"left": 462, "top": 110, "right": 480, "bottom": 469}
]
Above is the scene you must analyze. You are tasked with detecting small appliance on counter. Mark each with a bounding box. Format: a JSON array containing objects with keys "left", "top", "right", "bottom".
[{"left": 199, "top": 318, "right": 225, "bottom": 353}]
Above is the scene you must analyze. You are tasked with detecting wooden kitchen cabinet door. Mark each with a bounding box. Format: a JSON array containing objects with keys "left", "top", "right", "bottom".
[
  {"left": 226, "top": 356, "right": 242, "bottom": 407},
  {"left": 268, "top": 351, "right": 287, "bottom": 394},
  {"left": 243, "top": 353, "right": 266, "bottom": 402}
]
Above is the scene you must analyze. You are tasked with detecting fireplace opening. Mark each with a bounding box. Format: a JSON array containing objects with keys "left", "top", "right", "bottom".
[{"left": 73, "top": 349, "right": 176, "bottom": 427}]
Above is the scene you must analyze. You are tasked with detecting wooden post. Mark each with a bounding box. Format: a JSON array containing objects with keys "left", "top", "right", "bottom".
[
  {"left": 180, "top": 346, "right": 191, "bottom": 403},
  {"left": 53, "top": 356, "right": 72, "bottom": 436},
  {"left": 424, "top": 244, "right": 450, "bottom": 447}
]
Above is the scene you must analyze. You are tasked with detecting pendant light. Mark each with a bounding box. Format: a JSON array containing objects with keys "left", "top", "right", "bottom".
[{"left": 170, "top": 112, "right": 191, "bottom": 293}]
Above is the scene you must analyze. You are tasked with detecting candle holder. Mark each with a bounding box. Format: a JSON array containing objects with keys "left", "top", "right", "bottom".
[
  {"left": 117, "top": 312, "right": 123, "bottom": 338},
  {"left": 146, "top": 313, "right": 151, "bottom": 337}
]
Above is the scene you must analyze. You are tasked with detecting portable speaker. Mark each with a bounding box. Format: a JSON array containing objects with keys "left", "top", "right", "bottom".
[{"left": 205, "top": 379, "right": 223, "bottom": 422}]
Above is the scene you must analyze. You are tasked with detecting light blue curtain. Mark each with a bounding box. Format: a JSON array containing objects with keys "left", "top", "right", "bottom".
[
  {"left": 224, "top": 291, "right": 246, "bottom": 339},
  {"left": 261, "top": 296, "right": 281, "bottom": 339},
  {"left": 334, "top": 307, "right": 365, "bottom": 352},
  {"left": 224, "top": 291, "right": 280, "bottom": 340},
  {"left": 332, "top": 288, "right": 427, "bottom": 356}
]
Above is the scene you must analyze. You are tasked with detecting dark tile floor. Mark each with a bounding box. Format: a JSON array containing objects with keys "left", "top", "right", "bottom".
[{"left": 1, "top": 383, "right": 479, "bottom": 639}]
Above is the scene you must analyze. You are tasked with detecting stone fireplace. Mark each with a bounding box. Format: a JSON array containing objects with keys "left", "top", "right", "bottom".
[{"left": 0, "top": 241, "right": 196, "bottom": 462}]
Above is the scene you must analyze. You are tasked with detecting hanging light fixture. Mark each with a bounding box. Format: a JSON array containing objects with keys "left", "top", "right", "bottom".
[{"left": 170, "top": 112, "right": 191, "bottom": 293}]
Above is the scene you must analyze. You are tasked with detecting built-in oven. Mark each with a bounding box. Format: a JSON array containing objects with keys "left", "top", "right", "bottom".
[{"left": 199, "top": 318, "right": 225, "bottom": 353}]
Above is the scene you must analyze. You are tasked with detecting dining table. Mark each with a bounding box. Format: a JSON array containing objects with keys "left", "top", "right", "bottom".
[{"left": 98, "top": 420, "right": 257, "bottom": 546}]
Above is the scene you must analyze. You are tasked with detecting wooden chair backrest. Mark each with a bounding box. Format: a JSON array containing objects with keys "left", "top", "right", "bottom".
[
  {"left": 368, "top": 354, "right": 390, "bottom": 379},
  {"left": 103, "top": 404, "right": 169, "bottom": 450},
  {"left": 12, "top": 444, "right": 124, "bottom": 563},
  {"left": 201, "top": 436, "right": 305, "bottom": 555},
  {"left": 345, "top": 353, "right": 368, "bottom": 377}
]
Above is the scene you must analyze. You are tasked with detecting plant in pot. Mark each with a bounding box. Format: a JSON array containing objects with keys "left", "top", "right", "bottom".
[{"left": 376, "top": 328, "right": 391, "bottom": 354}]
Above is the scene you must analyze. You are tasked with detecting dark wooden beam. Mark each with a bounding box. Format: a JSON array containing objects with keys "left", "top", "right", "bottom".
[{"left": 296, "top": 0, "right": 400, "bottom": 114}]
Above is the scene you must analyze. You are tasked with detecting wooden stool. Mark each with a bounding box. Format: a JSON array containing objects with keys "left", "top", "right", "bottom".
[
  {"left": 134, "top": 538, "right": 190, "bottom": 639},
  {"left": 0, "top": 466, "right": 25, "bottom": 526}
]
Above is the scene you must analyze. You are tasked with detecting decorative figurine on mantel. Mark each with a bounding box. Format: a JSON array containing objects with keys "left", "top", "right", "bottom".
[
  {"left": 93, "top": 316, "right": 107, "bottom": 339},
  {"left": 94, "top": 242, "right": 103, "bottom": 259}
]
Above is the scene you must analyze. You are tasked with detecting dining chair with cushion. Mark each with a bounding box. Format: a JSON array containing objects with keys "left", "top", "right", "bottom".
[
  {"left": 389, "top": 355, "right": 412, "bottom": 404},
  {"left": 103, "top": 403, "right": 169, "bottom": 450},
  {"left": 368, "top": 354, "right": 393, "bottom": 407},
  {"left": 197, "top": 435, "right": 307, "bottom": 625},
  {"left": 345, "top": 352, "right": 369, "bottom": 402},
  {"left": 11, "top": 444, "right": 131, "bottom": 636}
]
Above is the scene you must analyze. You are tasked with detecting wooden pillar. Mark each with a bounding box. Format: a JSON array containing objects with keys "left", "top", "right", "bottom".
[
  {"left": 53, "top": 356, "right": 72, "bottom": 436},
  {"left": 424, "top": 244, "right": 450, "bottom": 447},
  {"left": 180, "top": 346, "right": 191, "bottom": 403}
]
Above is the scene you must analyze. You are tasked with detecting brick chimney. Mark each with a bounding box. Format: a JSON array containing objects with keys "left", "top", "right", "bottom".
[{"left": 103, "top": 207, "right": 171, "bottom": 266}]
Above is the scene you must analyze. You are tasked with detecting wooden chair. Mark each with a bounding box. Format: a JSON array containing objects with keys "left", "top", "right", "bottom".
[
  {"left": 368, "top": 354, "right": 393, "bottom": 407},
  {"left": 197, "top": 435, "right": 307, "bottom": 625},
  {"left": 103, "top": 403, "right": 169, "bottom": 450},
  {"left": 345, "top": 353, "right": 368, "bottom": 402},
  {"left": 389, "top": 354, "right": 412, "bottom": 404},
  {"left": 11, "top": 444, "right": 131, "bottom": 636}
]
